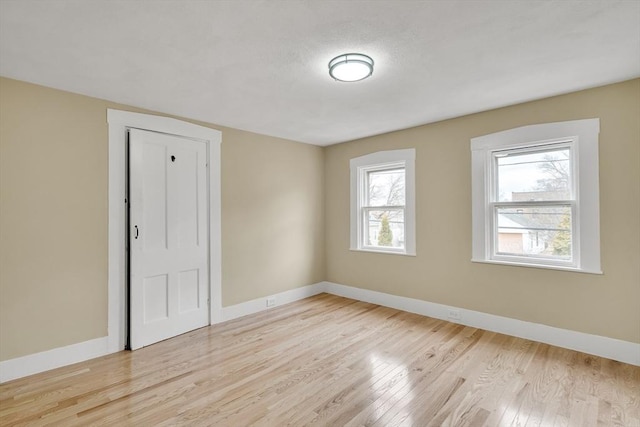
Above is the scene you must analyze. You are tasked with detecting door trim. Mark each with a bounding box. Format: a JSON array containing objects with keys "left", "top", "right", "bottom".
[{"left": 107, "top": 109, "right": 222, "bottom": 353}]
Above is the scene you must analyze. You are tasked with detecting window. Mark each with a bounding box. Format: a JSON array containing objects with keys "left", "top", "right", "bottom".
[
  {"left": 350, "top": 149, "right": 416, "bottom": 255},
  {"left": 471, "top": 119, "right": 601, "bottom": 273}
]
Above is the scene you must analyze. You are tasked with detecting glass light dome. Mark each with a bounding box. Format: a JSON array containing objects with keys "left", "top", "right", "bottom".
[{"left": 328, "top": 53, "right": 374, "bottom": 82}]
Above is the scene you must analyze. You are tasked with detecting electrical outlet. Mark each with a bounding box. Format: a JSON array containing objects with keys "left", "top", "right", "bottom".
[
  {"left": 266, "top": 298, "right": 276, "bottom": 307},
  {"left": 447, "top": 309, "right": 461, "bottom": 321}
]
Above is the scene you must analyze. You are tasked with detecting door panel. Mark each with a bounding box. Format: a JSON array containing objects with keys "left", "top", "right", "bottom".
[
  {"left": 140, "top": 142, "right": 168, "bottom": 251},
  {"left": 129, "top": 128, "right": 209, "bottom": 349},
  {"left": 143, "top": 274, "right": 169, "bottom": 323},
  {"left": 174, "top": 146, "right": 200, "bottom": 249}
]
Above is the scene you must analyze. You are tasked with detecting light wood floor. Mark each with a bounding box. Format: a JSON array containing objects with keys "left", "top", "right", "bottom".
[{"left": 1, "top": 294, "right": 639, "bottom": 426}]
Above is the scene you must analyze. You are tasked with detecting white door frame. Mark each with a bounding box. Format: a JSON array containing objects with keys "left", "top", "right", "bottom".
[{"left": 107, "top": 109, "right": 222, "bottom": 353}]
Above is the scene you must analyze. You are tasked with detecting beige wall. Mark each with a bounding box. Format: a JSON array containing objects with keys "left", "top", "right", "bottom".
[
  {"left": 1, "top": 77, "right": 637, "bottom": 362},
  {"left": 220, "top": 127, "right": 325, "bottom": 306},
  {"left": 0, "top": 77, "right": 325, "bottom": 361},
  {"left": 325, "top": 79, "right": 640, "bottom": 344}
]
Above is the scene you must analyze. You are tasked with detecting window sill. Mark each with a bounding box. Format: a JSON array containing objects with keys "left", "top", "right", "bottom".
[
  {"left": 351, "top": 247, "right": 416, "bottom": 257},
  {"left": 471, "top": 258, "right": 603, "bottom": 275}
]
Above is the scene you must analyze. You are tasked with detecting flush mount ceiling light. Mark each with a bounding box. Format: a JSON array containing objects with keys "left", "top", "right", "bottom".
[{"left": 328, "top": 53, "right": 374, "bottom": 82}]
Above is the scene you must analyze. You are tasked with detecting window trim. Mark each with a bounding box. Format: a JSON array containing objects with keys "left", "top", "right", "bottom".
[
  {"left": 471, "top": 118, "right": 601, "bottom": 274},
  {"left": 350, "top": 149, "right": 416, "bottom": 256}
]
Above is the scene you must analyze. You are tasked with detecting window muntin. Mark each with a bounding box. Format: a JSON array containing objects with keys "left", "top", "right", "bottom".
[
  {"left": 470, "top": 118, "right": 601, "bottom": 274},
  {"left": 350, "top": 149, "right": 415, "bottom": 255},
  {"left": 490, "top": 142, "right": 576, "bottom": 266}
]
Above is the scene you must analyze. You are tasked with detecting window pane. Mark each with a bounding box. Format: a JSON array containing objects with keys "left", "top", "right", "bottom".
[
  {"left": 364, "top": 209, "right": 404, "bottom": 249},
  {"left": 497, "top": 147, "right": 571, "bottom": 202},
  {"left": 367, "top": 168, "right": 405, "bottom": 206},
  {"left": 496, "top": 206, "right": 572, "bottom": 259}
]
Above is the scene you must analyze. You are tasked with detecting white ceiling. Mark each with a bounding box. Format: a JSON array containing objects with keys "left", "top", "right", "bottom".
[{"left": 1, "top": 1, "right": 638, "bottom": 146}]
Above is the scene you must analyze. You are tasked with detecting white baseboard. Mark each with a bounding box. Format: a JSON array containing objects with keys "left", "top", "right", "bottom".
[
  {"left": 321, "top": 281, "right": 640, "bottom": 366},
  {"left": 0, "top": 282, "right": 327, "bottom": 384},
  {"left": 0, "top": 336, "right": 111, "bottom": 383},
  {"left": 221, "top": 282, "right": 325, "bottom": 321},
  {"left": 3, "top": 280, "right": 637, "bottom": 384}
]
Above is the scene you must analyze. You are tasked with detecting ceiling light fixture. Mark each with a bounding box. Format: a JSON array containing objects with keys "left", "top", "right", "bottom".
[{"left": 328, "top": 53, "right": 374, "bottom": 82}]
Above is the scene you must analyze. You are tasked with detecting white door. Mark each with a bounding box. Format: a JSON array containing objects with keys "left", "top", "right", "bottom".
[{"left": 129, "top": 128, "right": 209, "bottom": 349}]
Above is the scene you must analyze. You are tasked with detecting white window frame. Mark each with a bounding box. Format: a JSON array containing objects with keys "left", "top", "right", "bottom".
[
  {"left": 491, "top": 141, "right": 577, "bottom": 267},
  {"left": 350, "top": 149, "right": 416, "bottom": 256},
  {"left": 471, "top": 118, "right": 601, "bottom": 274}
]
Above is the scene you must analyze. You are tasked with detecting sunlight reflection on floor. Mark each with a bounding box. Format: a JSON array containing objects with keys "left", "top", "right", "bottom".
[{"left": 369, "top": 352, "right": 415, "bottom": 424}]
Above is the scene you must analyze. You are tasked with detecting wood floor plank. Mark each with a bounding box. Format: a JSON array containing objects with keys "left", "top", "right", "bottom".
[{"left": 1, "top": 294, "right": 638, "bottom": 426}]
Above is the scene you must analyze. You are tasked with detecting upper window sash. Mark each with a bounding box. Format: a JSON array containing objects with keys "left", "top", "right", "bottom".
[
  {"left": 489, "top": 140, "right": 576, "bottom": 203},
  {"left": 362, "top": 163, "right": 406, "bottom": 208}
]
